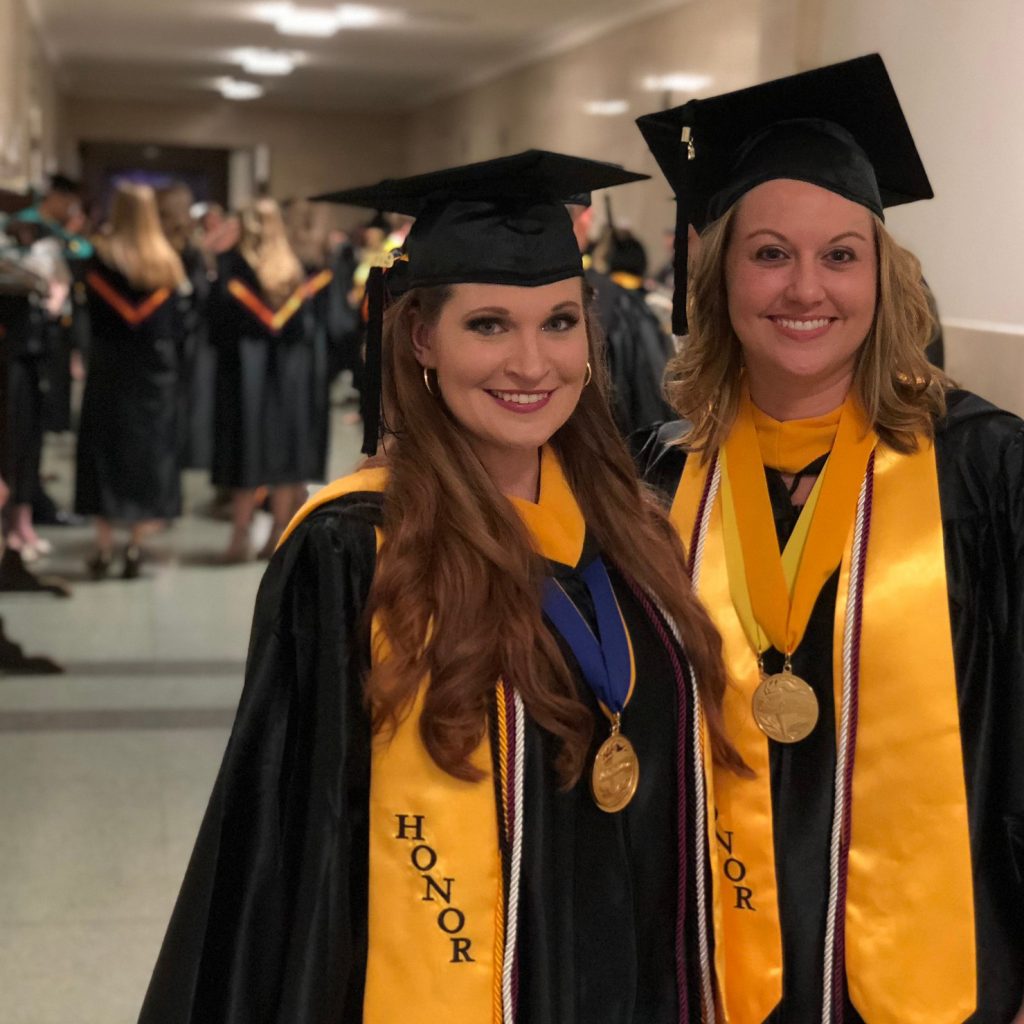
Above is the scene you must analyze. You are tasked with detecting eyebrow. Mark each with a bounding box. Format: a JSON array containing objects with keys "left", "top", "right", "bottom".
[{"left": 744, "top": 228, "right": 870, "bottom": 244}]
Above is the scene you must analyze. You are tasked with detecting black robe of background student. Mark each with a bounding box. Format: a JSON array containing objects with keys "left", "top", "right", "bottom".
[
  {"left": 0, "top": 289, "right": 47, "bottom": 505},
  {"left": 75, "top": 258, "right": 182, "bottom": 522},
  {"left": 210, "top": 250, "right": 329, "bottom": 490},
  {"left": 177, "top": 244, "right": 214, "bottom": 471},
  {"left": 586, "top": 268, "right": 674, "bottom": 437},
  {"left": 633, "top": 389, "right": 1024, "bottom": 1023},
  {"left": 137, "top": 491, "right": 705, "bottom": 1024}
]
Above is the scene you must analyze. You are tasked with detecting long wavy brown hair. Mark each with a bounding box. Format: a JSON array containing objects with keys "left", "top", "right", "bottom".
[
  {"left": 366, "top": 280, "right": 746, "bottom": 786},
  {"left": 667, "top": 203, "right": 951, "bottom": 456}
]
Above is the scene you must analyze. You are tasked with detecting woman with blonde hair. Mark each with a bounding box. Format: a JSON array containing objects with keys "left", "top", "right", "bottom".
[
  {"left": 636, "top": 56, "right": 1024, "bottom": 1023},
  {"left": 75, "top": 181, "right": 187, "bottom": 578},
  {"left": 210, "top": 196, "right": 333, "bottom": 560},
  {"left": 139, "top": 152, "right": 745, "bottom": 1023}
]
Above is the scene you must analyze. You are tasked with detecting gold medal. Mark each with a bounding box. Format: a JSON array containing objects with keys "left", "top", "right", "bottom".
[
  {"left": 752, "top": 668, "right": 819, "bottom": 743},
  {"left": 591, "top": 714, "right": 639, "bottom": 813}
]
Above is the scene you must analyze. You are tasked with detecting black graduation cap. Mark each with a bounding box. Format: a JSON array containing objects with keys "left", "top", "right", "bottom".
[
  {"left": 313, "top": 150, "right": 648, "bottom": 453},
  {"left": 636, "top": 54, "right": 933, "bottom": 334},
  {"left": 314, "top": 149, "right": 647, "bottom": 290}
]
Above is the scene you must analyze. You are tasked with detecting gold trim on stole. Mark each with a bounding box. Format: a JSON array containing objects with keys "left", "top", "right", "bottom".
[{"left": 670, "top": 440, "right": 976, "bottom": 1024}]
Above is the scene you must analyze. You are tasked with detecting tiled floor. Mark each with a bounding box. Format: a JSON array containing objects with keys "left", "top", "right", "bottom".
[{"left": 0, "top": 408, "right": 364, "bottom": 1024}]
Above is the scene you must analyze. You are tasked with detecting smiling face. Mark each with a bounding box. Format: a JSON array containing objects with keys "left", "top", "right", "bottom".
[
  {"left": 412, "top": 278, "right": 589, "bottom": 485},
  {"left": 725, "top": 178, "right": 878, "bottom": 416}
]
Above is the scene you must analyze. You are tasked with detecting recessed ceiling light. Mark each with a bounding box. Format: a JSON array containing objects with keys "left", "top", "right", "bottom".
[
  {"left": 335, "top": 3, "right": 388, "bottom": 28},
  {"left": 259, "top": 3, "right": 340, "bottom": 37},
  {"left": 218, "top": 77, "right": 265, "bottom": 100},
  {"left": 641, "top": 73, "right": 712, "bottom": 94},
  {"left": 583, "top": 99, "right": 630, "bottom": 117},
  {"left": 233, "top": 48, "right": 301, "bottom": 75}
]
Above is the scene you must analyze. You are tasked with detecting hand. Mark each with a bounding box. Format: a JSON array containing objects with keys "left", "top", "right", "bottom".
[
  {"left": 0, "top": 473, "right": 8, "bottom": 510},
  {"left": 70, "top": 348, "right": 85, "bottom": 382}
]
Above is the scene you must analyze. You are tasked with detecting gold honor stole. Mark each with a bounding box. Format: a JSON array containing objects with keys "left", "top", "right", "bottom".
[
  {"left": 670, "top": 423, "right": 976, "bottom": 1023},
  {"left": 227, "top": 268, "right": 333, "bottom": 334},
  {"left": 86, "top": 271, "right": 171, "bottom": 326},
  {"left": 279, "top": 447, "right": 585, "bottom": 1023}
]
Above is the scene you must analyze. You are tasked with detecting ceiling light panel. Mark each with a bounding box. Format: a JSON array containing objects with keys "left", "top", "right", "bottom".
[
  {"left": 583, "top": 99, "right": 629, "bottom": 116},
  {"left": 641, "top": 73, "right": 712, "bottom": 94},
  {"left": 233, "top": 48, "right": 301, "bottom": 75},
  {"left": 217, "top": 77, "right": 265, "bottom": 100}
]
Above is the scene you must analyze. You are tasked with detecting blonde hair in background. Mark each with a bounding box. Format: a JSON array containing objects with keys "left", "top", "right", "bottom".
[
  {"left": 283, "top": 198, "right": 330, "bottom": 270},
  {"left": 238, "top": 197, "right": 305, "bottom": 307},
  {"left": 155, "top": 182, "right": 195, "bottom": 255},
  {"left": 97, "top": 182, "right": 186, "bottom": 292},
  {"left": 666, "top": 204, "right": 951, "bottom": 457}
]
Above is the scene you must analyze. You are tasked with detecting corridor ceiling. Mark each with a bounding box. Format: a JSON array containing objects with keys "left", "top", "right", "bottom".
[{"left": 30, "top": 0, "right": 685, "bottom": 109}]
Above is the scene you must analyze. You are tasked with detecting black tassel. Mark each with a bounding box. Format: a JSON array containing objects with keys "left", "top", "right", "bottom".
[
  {"left": 361, "top": 265, "right": 385, "bottom": 456},
  {"left": 672, "top": 201, "right": 689, "bottom": 337}
]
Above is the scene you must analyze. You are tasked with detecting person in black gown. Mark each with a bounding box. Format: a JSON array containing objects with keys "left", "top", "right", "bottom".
[
  {"left": 75, "top": 182, "right": 187, "bottom": 579},
  {"left": 210, "top": 197, "right": 332, "bottom": 561},
  {"left": 634, "top": 56, "right": 1024, "bottom": 1024},
  {"left": 157, "top": 182, "right": 214, "bottom": 472},
  {"left": 136, "top": 151, "right": 748, "bottom": 1024}
]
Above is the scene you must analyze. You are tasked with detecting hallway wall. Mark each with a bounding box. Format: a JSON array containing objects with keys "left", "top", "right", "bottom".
[
  {"left": 813, "top": 0, "right": 1024, "bottom": 414},
  {"left": 0, "top": 0, "right": 63, "bottom": 191},
  {"left": 62, "top": 96, "right": 408, "bottom": 228}
]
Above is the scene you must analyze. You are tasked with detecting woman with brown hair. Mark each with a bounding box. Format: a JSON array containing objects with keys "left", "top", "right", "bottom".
[
  {"left": 210, "top": 196, "right": 333, "bottom": 560},
  {"left": 75, "top": 181, "right": 187, "bottom": 578},
  {"left": 636, "top": 56, "right": 1024, "bottom": 1024},
  {"left": 138, "top": 152, "right": 743, "bottom": 1024}
]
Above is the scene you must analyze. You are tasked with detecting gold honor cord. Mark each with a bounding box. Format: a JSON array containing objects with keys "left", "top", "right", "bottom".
[{"left": 721, "top": 391, "right": 876, "bottom": 741}]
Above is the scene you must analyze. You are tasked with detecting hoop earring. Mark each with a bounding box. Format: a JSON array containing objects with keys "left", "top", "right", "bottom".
[
  {"left": 423, "top": 366, "right": 437, "bottom": 396},
  {"left": 583, "top": 361, "right": 593, "bottom": 388}
]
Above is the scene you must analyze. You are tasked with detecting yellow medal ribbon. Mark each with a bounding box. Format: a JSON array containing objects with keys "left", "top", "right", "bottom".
[
  {"left": 670, "top": 430, "right": 976, "bottom": 1023},
  {"left": 721, "top": 389, "right": 876, "bottom": 659},
  {"left": 279, "top": 446, "right": 587, "bottom": 1023}
]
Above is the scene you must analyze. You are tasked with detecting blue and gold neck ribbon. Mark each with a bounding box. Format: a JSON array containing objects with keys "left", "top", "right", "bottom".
[{"left": 542, "top": 558, "right": 634, "bottom": 717}]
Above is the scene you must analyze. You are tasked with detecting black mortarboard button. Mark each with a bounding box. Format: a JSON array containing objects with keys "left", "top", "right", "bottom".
[
  {"left": 313, "top": 150, "right": 648, "bottom": 453},
  {"left": 636, "top": 54, "right": 933, "bottom": 334}
]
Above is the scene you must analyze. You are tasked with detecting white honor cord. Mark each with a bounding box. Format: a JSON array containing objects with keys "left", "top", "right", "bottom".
[
  {"left": 821, "top": 466, "right": 871, "bottom": 1024},
  {"left": 502, "top": 690, "right": 526, "bottom": 1023},
  {"left": 686, "top": 456, "right": 722, "bottom": 1024}
]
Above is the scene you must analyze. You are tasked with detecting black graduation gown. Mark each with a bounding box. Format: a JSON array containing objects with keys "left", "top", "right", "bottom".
[
  {"left": 74, "top": 259, "right": 182, "bottom": 521},
  {"left": 0, "top": 289, "right": 48, "bottom": 504},
  {"left": 137, "top": 491, "right": 703, "bottom": 1023},
  {"left": 586, "top": 269, "right": 675, "bottom": 438},
  {"left": 634, "top": 389, "right": 1024, "bottom": 1023},
  {"left": 210, "top": 251, "right": 329, "bottom": 490},
  {"left": 177, "top": 245, "right": 215, "bottom": 470}
]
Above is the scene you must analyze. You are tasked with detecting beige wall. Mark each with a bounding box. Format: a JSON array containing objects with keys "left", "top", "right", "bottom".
[
  {"left": 406, "top": 0, "right": 769, "bottom": 262},
  {"left": 813, "top": 0, "right": 1024, "bottom": 414},
  {"left": 0, "top": 0, "right": 62, "bottom": 191},
  {"left": 62, "top": 96, "right": 408, "bottom": 226}
]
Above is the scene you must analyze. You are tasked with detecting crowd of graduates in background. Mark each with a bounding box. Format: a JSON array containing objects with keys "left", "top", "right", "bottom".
[{"left": 0, "top": 171, "right": 679, "bottom": 583}]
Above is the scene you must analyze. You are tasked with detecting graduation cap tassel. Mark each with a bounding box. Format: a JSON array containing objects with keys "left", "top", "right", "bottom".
[{"left": 361, "top": 265, "right": 385, "bottom": 457}]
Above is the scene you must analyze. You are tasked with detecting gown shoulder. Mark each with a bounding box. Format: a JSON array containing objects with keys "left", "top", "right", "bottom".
[
  {"left": 629, "top": 419, "right": 692, "bottom": 503},
  {"left": 138, "top": 492, "right": 382, "bottom": 1023}
]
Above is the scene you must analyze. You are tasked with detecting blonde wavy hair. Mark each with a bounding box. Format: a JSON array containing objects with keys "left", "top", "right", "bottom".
[
  {"left": 238, "top": 197, "right": 305, "bottom": 306},
  {"left": 666, "top": 203, "right": 951, "bottom": 456},
  {"left": 96, "top": 182, "right": 185, "bottom": 292}
]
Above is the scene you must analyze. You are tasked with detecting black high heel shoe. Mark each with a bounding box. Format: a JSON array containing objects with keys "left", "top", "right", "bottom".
[
  {"left": 86, "top": 550, "right": 113, "bottom": 581},
  {"left": 122, "top": 545, "right": 143, "bottom": 580}
]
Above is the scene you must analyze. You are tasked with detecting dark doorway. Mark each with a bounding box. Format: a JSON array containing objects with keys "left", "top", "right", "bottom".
[{"left": 79, "top": 141, "right": 230, "bottom": 221}]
